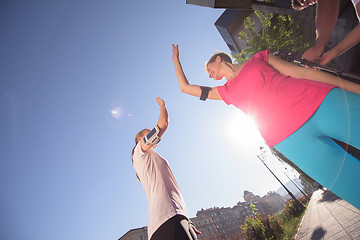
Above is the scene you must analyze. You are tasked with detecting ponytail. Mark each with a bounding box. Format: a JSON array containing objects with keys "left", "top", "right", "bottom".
[{"left": 206, "top": 51, "right": 232, "bottom": 67}]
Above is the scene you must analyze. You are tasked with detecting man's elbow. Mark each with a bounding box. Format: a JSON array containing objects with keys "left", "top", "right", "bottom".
[
  {"left": 158, "top": 119, "right": 169, "bottom": 130},
  {"left": 161, "top": 121, "right": 169, "bottom": 130},
  {"left": 158, "top": 122, "right": 169, "bottom": 137}
]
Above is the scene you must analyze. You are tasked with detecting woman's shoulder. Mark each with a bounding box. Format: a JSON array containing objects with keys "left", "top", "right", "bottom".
[{"left": 251, "top": 50, "right": 269, "bottom": 62}]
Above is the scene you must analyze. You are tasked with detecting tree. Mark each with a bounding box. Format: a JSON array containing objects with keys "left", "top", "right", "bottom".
[
  {"left": 240, "top": 204, "right": 284, "bottom": 240},
  {"left": 232, "top": 10, "right": 310, "bottom": 64}
]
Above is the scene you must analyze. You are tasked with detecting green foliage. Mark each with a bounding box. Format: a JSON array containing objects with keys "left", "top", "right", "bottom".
[
  {"left": 240, "top": 204, "right": 284, "bottom": 240},
  {"left": 280, "top": 197, "right": 309, "bottom": 239},
  {"left": 282, "top": 214, "right": 303, "bottom": 239},
  {"left": 251, "top": 204, "right": 260, "bottom": 216},
  {"left": 241, "top": 216, "right": 265, "bottom": 239},
  {"left": 283, "top": 199, "right": 304, "bottom": 219},
  {"left": 233, "top": 10, "right": 310, "bottom": 64},
  {"left": 262, "top": 215, "right": 284, "bottom": 240}
]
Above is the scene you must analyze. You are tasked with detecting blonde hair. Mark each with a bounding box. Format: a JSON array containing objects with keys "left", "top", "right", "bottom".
[{"left": 205, "top": 51, "right": 232, "bottom": 70}]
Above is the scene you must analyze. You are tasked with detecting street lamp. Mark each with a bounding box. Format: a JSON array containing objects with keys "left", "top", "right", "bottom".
[
  {"left": 284, "top": 168, "right": 310, "bottom": 201},
  {"left": 257, "top": 146, "right": 304, "bottom": 210}
]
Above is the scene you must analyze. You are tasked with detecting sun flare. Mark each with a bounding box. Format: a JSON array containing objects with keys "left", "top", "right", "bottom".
[{"left": 224, "top": 111, "right": 263, "bottom": 146}]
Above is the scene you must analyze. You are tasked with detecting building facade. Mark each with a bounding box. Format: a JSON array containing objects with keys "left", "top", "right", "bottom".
[
  {"left": 214, "top": 7, "right": 315, "bottom": 54},
  {"left": 119, "top": 189, "right": 287, "bottom": 240},
  {"left": 186, "top": 0, "right": 290, "bottom": 9},
  {"left": 188, "top": 0, "right": 360, "bottom": 74},
  {"left": 190, "top": 215, "right": 219, "bottom": 239},
  {"left": 196, "top": 207, "right": 243, "bottom": 239},
  {"left": 118, "top": 226, "right": 147, "bottom": 240},
  {"left": 261, "top": 191, "right": 286, "bottom": 213},
  {"left": 232, "top": 201, "right": 254, "bottom": 223}
]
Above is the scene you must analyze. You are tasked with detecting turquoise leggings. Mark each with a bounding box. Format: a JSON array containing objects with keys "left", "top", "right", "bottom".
[{"left": 275, "top": 88, "right": 360, "bottom": 210}]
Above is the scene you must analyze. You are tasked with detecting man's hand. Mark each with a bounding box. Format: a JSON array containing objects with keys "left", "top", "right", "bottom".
[
  {"left": 156, "top": 97, "right": 165, "bottom": 109},
  {"left": 190, "top": 223, "right": 201, "bottom": 235},
  {"left": 156, "top": 97, "right": 168, "bottom": 138},
  {"left": 317, "top": 50, "right": 336, "bottom": 65},
  {"left": 302, "top": 46, "right": 324, "bottom": 61}
]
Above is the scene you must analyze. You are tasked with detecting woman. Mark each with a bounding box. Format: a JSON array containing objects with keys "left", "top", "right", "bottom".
[
  {"left": 132, "top": 97, "right": 199, "bottom": 240},
  {"left": 172, "top": 44, "right": 360, "bottom": 209}
]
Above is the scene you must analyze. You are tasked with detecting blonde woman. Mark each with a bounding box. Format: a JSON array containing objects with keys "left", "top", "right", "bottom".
[{"left": 172, "top": 44, "right": 360, "bottom": 210}]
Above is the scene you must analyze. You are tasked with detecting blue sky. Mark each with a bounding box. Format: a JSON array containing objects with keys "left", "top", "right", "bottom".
[{"left": 0, "top": 1, "right": 297, "bottom": 239}]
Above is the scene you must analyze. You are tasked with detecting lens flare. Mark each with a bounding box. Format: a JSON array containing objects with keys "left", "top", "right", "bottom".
[{"left": 111, "top": 106, "right": 121, "bottom": 119}]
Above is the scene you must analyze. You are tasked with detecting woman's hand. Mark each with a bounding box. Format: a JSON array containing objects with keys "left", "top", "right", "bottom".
[{"left": 172, "top": 44, "right": 179, "bottom": 63}]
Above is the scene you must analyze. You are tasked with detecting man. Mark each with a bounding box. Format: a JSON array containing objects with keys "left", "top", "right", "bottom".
[{"left": 131, "top": 97, "right": 199, "bottom": 240}]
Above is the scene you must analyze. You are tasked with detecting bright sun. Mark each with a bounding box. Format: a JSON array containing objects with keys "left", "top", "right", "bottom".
[{"left": 224, "top": 110, "right": 264, "bottom": 146}]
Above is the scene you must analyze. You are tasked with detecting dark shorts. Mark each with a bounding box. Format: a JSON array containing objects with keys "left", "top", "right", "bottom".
[{"left": 150, "top": 214, "right": 197, "bottom": 240}]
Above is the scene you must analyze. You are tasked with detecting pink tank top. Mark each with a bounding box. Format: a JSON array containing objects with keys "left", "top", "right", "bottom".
[{"left": 217, "top": 50, "right": 335, "bottom": 146}]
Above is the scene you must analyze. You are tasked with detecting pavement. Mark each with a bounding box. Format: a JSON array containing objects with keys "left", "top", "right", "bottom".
[{"left": 295, "top": 189, "right": 360, "bottom": 240}]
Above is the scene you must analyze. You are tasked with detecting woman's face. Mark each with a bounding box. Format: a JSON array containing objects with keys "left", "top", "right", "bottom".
[{"left": 206, "top": 60, "right": 223, "bottom": 81}]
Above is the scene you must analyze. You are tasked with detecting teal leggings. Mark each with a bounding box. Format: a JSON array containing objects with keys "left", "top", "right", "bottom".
[{"left": 275, "top": 88, "right": 360, "bottom": 210}]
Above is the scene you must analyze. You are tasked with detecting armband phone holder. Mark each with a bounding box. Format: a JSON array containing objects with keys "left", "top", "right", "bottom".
[
  {"left": 143, "top": 125, "right": 161, "bottom": 145},
  {"left": 200, "top": 86, "right": 210, "bottom": 101}
]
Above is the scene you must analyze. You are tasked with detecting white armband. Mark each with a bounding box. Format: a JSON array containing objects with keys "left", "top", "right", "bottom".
[{"left": 143, "top": 125, "right": 161, "bottom": 145}]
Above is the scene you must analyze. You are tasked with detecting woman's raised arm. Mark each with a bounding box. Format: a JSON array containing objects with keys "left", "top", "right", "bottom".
[
  {"left": 172, "top": 44, "right": 221, "bottom": 100},
  {"left": 268, "top": 53, "right": 360, "bottom": 95}
]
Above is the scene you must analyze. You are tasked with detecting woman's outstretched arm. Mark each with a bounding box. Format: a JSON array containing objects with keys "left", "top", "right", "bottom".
[
  {"left": 172, "top": 44, "right": 222, "bottom": 100},
  {"left": 268, "top": 53, "right": 360, "bottom": 95}
]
